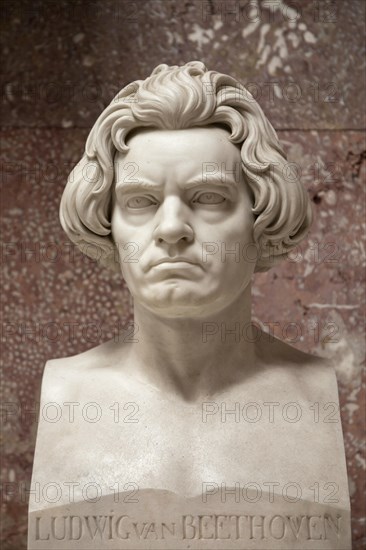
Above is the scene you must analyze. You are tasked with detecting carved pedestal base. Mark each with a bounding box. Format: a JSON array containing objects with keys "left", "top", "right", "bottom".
[{"left": 29, "top": 490, "right": 351, "bottom": 549}]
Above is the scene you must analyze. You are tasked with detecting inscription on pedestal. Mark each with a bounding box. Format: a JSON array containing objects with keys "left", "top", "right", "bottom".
[{"left": 32, "top": 512, "right": 343, "bottom": 545}]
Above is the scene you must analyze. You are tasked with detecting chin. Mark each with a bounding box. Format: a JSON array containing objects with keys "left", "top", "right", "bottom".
[{"left": 136, "top": 285, "right": 240, "bottom": 319}]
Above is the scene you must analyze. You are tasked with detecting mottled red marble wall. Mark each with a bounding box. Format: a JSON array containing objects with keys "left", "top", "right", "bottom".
[{"left": 1, "top": 1, "right": 365, "bottom": 548}]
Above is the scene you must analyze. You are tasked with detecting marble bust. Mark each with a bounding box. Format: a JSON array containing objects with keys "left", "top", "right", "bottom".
[{"left": 28, "top": 62, "right": 351, "bottom": 549}]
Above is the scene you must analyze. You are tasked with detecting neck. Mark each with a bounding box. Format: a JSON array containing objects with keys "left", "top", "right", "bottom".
[{"left": 127, "top": 285, "right": 256, "bottom": 400}]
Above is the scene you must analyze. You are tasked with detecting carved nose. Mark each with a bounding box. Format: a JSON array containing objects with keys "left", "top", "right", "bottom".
[{"left": 153, "top": 198, "right": 194, "bottom": 245}]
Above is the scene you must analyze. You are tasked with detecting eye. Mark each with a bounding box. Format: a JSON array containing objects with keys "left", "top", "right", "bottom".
[
  {"left": 193, "top": 192, "right": 226, "bottom": 205},
  {"left": 126, "top": 196, "right": 157, "bottom": 209}
]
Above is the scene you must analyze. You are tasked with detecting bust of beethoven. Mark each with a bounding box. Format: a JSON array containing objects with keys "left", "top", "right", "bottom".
[
  {"left": 28, "top": 62, "right": 350, "bottom": 550},
  {"left": 57, "top": 60, "right": 321, "bottom": 403}
]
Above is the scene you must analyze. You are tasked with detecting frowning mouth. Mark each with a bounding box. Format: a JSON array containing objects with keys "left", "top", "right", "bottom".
[
  {"left": 147, "top": 257, "right": 204, "bottom": 273},
  {"left": 152, "top": 257, "right": 197, "bottom": 268}
]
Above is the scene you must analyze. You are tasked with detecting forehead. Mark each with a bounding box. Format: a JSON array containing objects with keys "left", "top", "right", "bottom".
[{"left": 114, "top": 127, "right": 242, "bottom": 182}]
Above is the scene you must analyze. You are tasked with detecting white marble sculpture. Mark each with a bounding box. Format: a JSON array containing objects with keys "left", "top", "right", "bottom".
[{"left": 28, "top": 61, "right": 351, "bottom": 549}]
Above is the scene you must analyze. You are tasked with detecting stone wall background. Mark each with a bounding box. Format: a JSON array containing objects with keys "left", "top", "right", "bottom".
[{"left": 1, "top": 1, "right": 365, "bottom": 548}]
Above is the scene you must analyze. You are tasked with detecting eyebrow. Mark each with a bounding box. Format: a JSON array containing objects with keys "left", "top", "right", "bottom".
[{"left": 115, "top": 172, "right": 240, "bottom": 194}]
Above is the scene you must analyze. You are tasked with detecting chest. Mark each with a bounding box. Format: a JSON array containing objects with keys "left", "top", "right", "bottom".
[{"left": 36, "top": 390, "right": 341, "bottom": 502}]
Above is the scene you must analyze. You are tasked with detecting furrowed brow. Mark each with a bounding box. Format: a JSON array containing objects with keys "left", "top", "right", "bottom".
[
  {"left": 115, "top": 179, "right": 162, "bottom": 194},
  {"left": 114, "top": 172, "right": 240, "bottom": 195},
  {"left": 185, "top": 172, "right": 240, "bottom": 188}
]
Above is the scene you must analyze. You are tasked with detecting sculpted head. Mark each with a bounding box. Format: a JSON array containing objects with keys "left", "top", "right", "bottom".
[{"left": 60, "top": 61, "right": 312, "bottom": 316}]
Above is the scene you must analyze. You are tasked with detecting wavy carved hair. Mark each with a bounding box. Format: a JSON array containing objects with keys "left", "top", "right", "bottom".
[{"left": 60, "top": 61, "right": 312, "bottom": 272}]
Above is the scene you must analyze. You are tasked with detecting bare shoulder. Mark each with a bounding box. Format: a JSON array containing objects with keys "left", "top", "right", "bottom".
[
  {"left": 40, "top": 339, "right": 131, "bottom": 402},
  {"left": 45, "top": 338, "right": 130, "bottom": 371},
  {"left": 256, "top": 327, "right": 331, "bottom": 366},
  {"left": 254, "top": 329, "right": 339, "bottom": 399}
]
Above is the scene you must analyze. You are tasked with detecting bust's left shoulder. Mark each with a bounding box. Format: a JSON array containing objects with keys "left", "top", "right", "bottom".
[
  {"left": 286, "top": 345, "right": 339, "bottom": 401},
  {"left": 255, "top": 329, "right": 339, "bottom": 400}
]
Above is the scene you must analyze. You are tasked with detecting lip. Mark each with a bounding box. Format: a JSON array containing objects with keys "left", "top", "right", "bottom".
[{"left": 151, "top": 257, "right": 198, "bottom": 268}]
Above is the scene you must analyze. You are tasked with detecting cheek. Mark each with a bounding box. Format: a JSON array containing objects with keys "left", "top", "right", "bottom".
[
  {"left": 231, "top": 206, "right": 255, "bottom": 243},
  {"left": 111, "top": 220, "right": 152, "bottom": 274},
  {"left": 111, "top": 214, "right": 136, "bottom": 268},
  {"left": 204, "top": 214, "right": 254, "bottom": 247},
  {"left": 111, "top": 206, "right": 155, "bottom": 246},
  {"left": 111, "top": 210, "right": 137, "bottom": 249},
  {"left": 206, "top": 219, "right": 256, "bottom": 274}
]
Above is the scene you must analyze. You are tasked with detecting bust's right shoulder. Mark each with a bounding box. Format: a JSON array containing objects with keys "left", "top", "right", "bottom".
[
  {"left": 45, "top": 338, "right": 129, "bottom": 371},
  {"left": 40, "top": 339, "right": 130, "bottom": 402}
]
